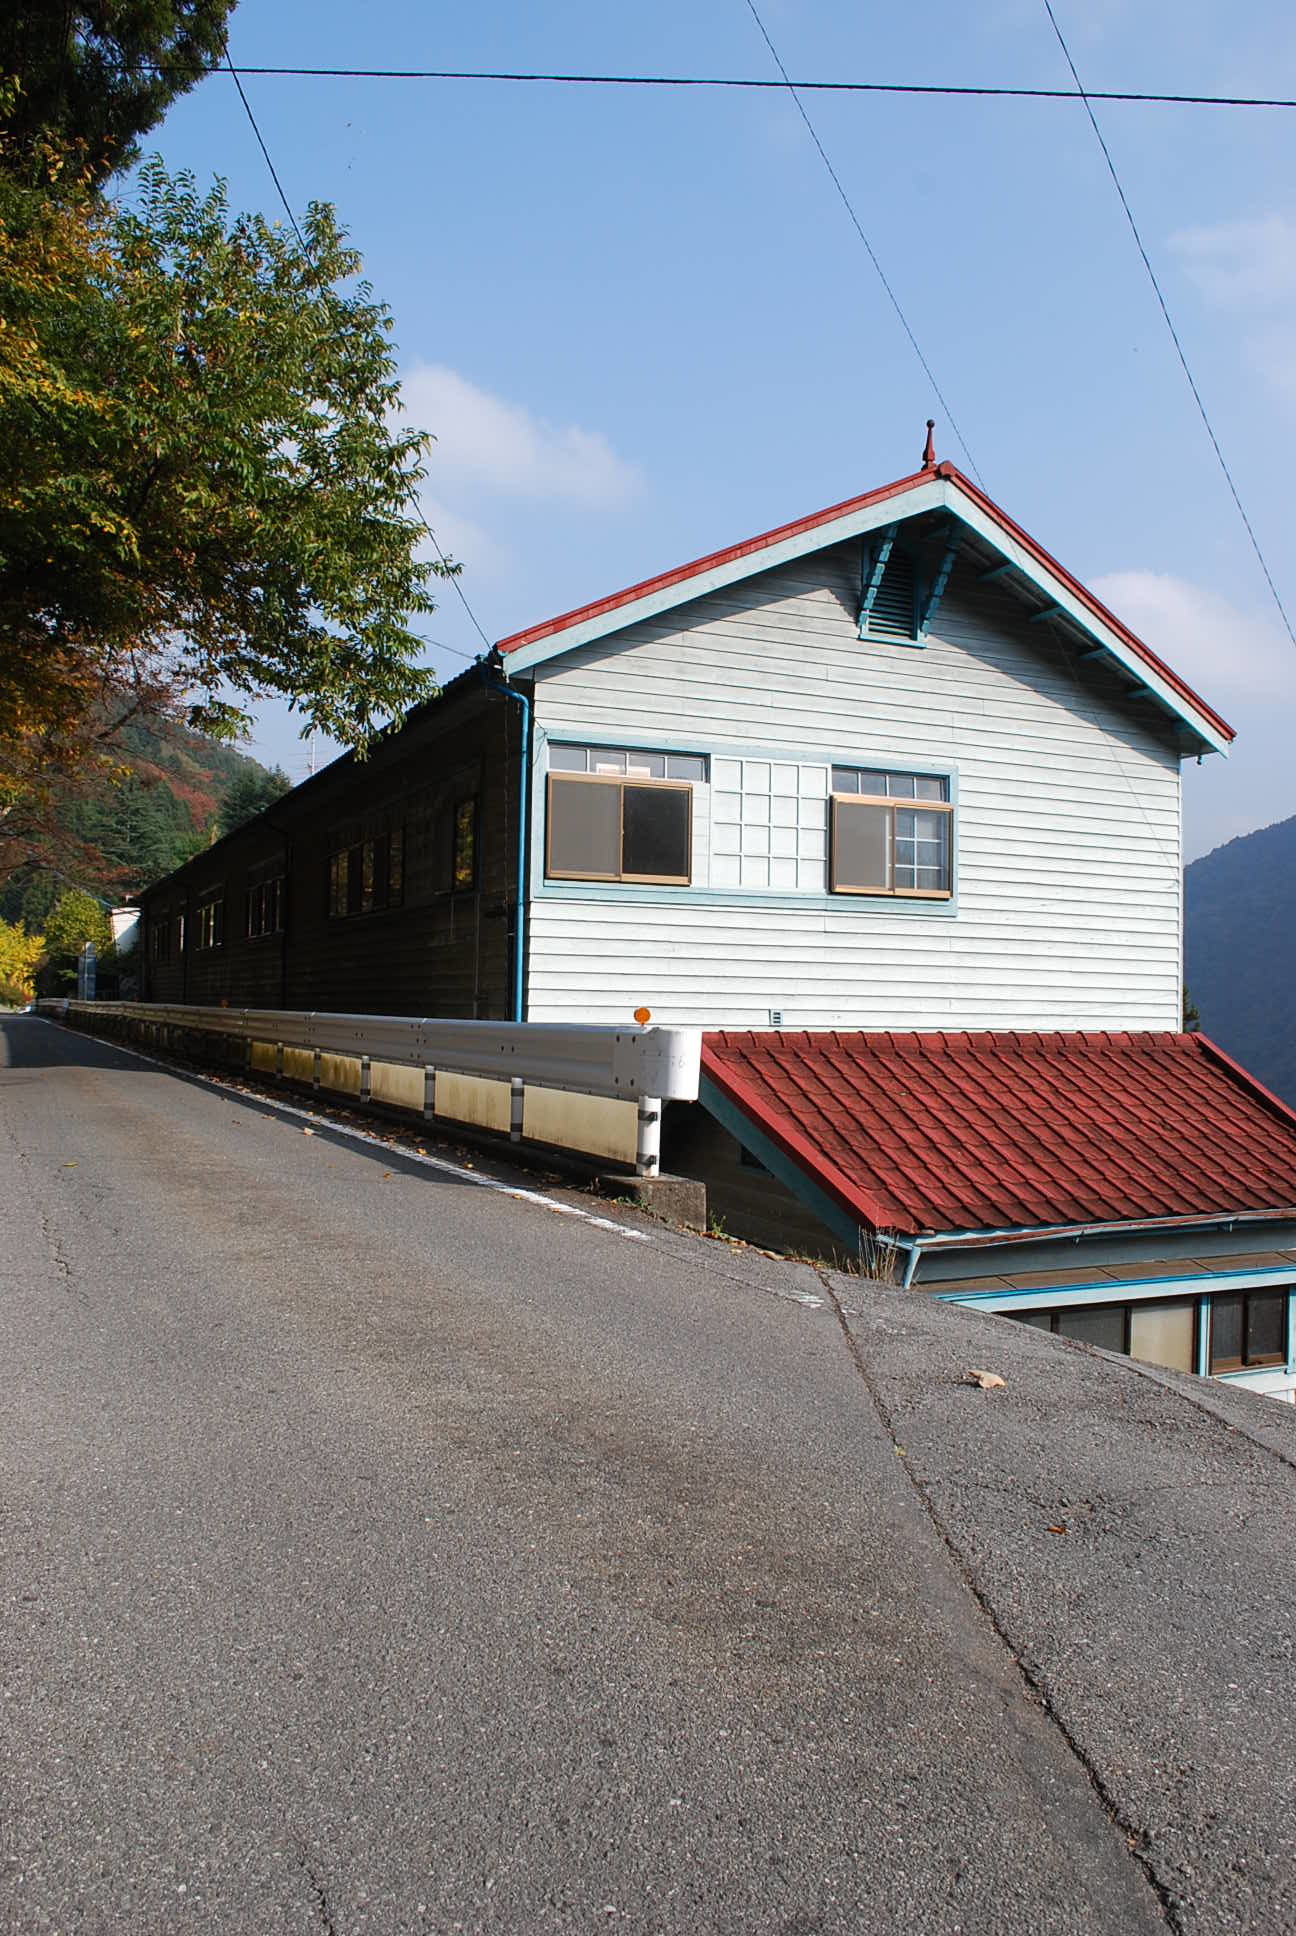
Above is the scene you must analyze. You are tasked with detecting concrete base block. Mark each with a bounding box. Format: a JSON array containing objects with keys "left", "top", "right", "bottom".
[{"left": 597, "top": 1171, "right": 707, "bottom": 1231}]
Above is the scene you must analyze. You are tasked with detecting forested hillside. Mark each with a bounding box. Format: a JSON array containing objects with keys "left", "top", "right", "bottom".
[
  {"left": 0, "top": 718, "right": 289, "bottom": 931},
  {"left": 1184, "top": 815, "right": 1296, "bottom": 1107}
]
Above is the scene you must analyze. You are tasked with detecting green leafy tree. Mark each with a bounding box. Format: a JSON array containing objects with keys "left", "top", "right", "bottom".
[
  {"left": 0, "top": 3, "right": 235, "bottom": 183},
  {"left": 0, "top": 150, "right": 445, "bottom": 839},
  {"left": 40, "top": 887, "right": 114, "bottom": 992},
  {"left": 0, "top": 913, "right": 43, "bottom": 1004},
  {"left": 216, "top": 764, "right": 292, "bottom": 837}
]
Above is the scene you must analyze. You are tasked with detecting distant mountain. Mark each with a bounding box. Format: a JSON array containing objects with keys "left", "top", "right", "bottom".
[
  {"left": 0, "top": 718, "right": 288, "bottom": 932},
  {"left": 1184, "top": 815, "right": 1296, "bottom": 1107}
]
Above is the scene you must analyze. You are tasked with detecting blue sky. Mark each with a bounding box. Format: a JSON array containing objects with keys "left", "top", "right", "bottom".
[{"left": 152, "top": 0, "right": 1295, "bottom": 860}]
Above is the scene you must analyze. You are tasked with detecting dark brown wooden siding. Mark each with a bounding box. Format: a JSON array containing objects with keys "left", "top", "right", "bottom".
[{"left": 137, "top": 677, "right": 520, "bottom": 1019}]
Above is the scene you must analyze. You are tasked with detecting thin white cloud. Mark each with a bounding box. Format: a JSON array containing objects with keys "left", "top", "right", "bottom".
[
  {"left": 414, "top": 495, "right": 506, "bottom": 579},
  {"left": 1092, "top": 570, "right": 1293, "bottom": 707},
  {"left": 1169, "top": 214, "right": 1296, "bottom": 309},
  {"left": 401, "top": 363, "right": 642, "bottom": 506}
]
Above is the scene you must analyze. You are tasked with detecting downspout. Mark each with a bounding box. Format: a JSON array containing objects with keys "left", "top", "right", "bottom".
[{"left": 481, "top": 667, "right": 530, "bottom": 1024}]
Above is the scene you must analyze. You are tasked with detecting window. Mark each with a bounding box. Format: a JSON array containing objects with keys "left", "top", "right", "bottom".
[
  {"left": 245, "top": 876, "right": 284, "bottom": 938},
  {"left": 328, "top": 830, "right": 404, "bottom": 918},
  {"left": 1209, "top": 1291, "right": 1288, "bottom": 1373},
  {"left": 546, "top": 745, "right": 703, "bottom": 886},
  {"left": 1010, "top": 1299, "right": 1199, "bottom": 1375},
  {"left": 150, "top": 917, "right": 170, "bottom": 960},
  {"left": 194, "top": 897, "right": 224, "bottom": 950},
  {"left": 829, "top": 768, "right": 952, "bottom": 897},
  {"left": 453, "top": 799, "right": 477, "bottom": 891}
]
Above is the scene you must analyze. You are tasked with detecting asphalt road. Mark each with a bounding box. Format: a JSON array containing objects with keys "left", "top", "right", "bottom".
[{"left": 3, "top": 1015, "right": 1295, "bottom": 1935}]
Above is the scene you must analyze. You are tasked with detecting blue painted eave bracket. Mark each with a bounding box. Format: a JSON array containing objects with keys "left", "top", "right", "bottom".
[
  {"left": 858, "top": 524, "right": 898, "bottom": 639},
  {"left": 918, "top": 523, "right": 960, "bottom": 640}
]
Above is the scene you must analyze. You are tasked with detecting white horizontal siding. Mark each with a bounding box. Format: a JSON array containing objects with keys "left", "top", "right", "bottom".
[{"left": 526, "top": 543, "right": 1184, "bottom": 1030}]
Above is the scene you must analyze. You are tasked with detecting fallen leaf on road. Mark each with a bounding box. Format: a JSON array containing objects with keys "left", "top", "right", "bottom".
[
  {"left": 966, "top": 1368, "right": 1006, "bottom": 1390},
  {"left": 1047, "top": 1523, "right": 1068, "bottom": 1535},
  {"left": 302, "top": 1127, "right": 314, "bottom": 1136}
]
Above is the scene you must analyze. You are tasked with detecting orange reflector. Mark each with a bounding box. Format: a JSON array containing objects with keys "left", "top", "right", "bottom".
[{"left": 633, "top": 1006, "right": 652, "bottom": 1026}]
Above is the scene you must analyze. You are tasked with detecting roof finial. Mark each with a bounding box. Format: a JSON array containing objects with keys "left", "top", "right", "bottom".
[{"left": 922, "top": 418, "right": 936, "bottom": 470}]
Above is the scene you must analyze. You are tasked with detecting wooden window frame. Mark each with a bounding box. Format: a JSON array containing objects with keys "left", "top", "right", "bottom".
[
  {"left": 328, "top": 832, "right": 404, "bottom": 919},
  {"left": 452, "top": 797, "right": 478, "bottom": 893},
  {"left": 194, "top": 896, "right": 224, "bottom": 951},
  {"left": 1209, "top": 1290, "right": 1289, "bottom": 1374},
  {"left": 545, "top": 771, "right": 694, "bottom": 886},
  {"left": 245, "top": 876, "right": 284, "bottom": 940},
  {"left": 829, "top": 791, "right": 953, "bottom": 899}
]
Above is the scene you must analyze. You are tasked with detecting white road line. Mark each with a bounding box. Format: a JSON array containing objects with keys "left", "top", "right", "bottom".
[{"left": 34, "top": 1019, "right": 654, "bottom": 1243}]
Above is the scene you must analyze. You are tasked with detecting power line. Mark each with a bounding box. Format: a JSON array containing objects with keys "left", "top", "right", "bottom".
[
  {"left": 1041, "top": 0, "right": 1295, "bottom": 649},
  {"left": 153, "top": 62, "right": 1296, "bottom": 109},
  {"left": 221, "top": 42, "right": 494, "bottom": 662},
  {"left": 740, "top": 0, "right": 983, "bottom": 485}
]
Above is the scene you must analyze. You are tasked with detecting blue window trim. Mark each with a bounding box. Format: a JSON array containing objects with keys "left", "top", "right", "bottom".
[
  {"left": 940, "top": 1268, "right": 1296, "bottom": 1377},
  {"left": 530, "top": 724, "right": 960, "bottom": 916}
]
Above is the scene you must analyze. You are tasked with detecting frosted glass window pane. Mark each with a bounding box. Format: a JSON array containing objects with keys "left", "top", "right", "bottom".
[
  {"left": 624, "top": 751, "right": 666, "bottom": 778},
  {"left": 799, "top": 766, "right": 828, "bottom": 796},
  {"left": 592, "top": 752, "right": 626, "bottom": 775},
  {"left": 742, "top": 824, "right": 770, "bottom": 855},
  {"left": 771, "top": 796, "right": 798, "bottom": 827},
  {"left": 832, "top": 801, "right": 891, "bottom": 891},
  {"left": 713, "top": 791, "right": 741, "bottom": 820},
  {"left": 712, "top": 758, "right": 741, "bottom": 789},
  {"left": 740, "top": 857, "right": 770, "bottom": 889},
  {"left": 1129, "top": 1301, "right": 1195, "bottom": 1374},
  {"left": 547, "top": 777, "right": 620, "bottom": 877},
  {"left": 743, "top": 792, "right": 771, "bottom": 824},
  {"left": 798, "top": 828, "right": 825, "bottom": 858},
  {"left": 771, "top": 764, "right": 798, "bottom": 796},
  {"left": 1056, "top": 1304, "right": 1126, "bottom": 1351},
  {"left": 799, "top": 797, "right": 826, "bottom": 827},
  {"left": 770, "top": 825, "right": 797, "bottom": 857},
  {"left": 798, "top": 860, "right": 825, "bottom": 893},
  {"left": 712, "top": 853, "right": 740, "bottom": 887},
  {"left": 666, "top": 755, "right": 707, "bottom": 782},
  {"left": 744, "top": 762, "right": 771, "bottom": 792},
  {"left": 770, "top": 856, "right": 798, "bottom": 889}
]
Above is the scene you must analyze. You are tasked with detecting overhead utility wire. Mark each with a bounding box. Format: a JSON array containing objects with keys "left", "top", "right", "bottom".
[
  {"left": 740, "top": 0, "right": 983, "bottom": 485},
  {"left": 1041, "top": 1, "right": 1295, "bottom": 649},
  {"left": 149, "top": 63, "right": 1296, "bottom": 109},
  {"left": 221, "top": 41, "right": 491, "bottom": 660}
]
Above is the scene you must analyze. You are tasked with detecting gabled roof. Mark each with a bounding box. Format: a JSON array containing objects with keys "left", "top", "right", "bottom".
[
  {"left": 497, "top": 461, "right": 1233, "bottom": 755},
  {"left": 700, "top": 1030, "right": 1296, "bottom": 1241}
]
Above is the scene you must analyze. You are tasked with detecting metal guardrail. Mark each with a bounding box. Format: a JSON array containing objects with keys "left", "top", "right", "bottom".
[{"left": 40, "top": 1000, "right": 702, "bottom": 1175}]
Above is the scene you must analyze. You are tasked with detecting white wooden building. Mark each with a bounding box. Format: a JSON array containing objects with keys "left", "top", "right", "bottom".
[{"left": 497, "top": 446, "right": 1231, "bottom": 1034}]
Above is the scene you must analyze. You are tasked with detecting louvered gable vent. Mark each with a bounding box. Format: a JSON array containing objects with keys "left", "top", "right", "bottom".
[{"left": 865, "top": 546, "right": 917, "bottom": 641}]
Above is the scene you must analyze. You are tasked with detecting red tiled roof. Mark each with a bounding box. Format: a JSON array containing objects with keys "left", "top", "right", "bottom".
[
  {"left": 496, "top": 461, "right": 1234, "bottom": 746},
  {"left": 700, "top": 1031, "right": 1296, "bottom": 1238}
]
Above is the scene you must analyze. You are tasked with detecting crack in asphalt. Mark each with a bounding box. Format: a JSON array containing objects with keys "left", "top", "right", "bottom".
[
  {"left": 294, "top": 1840, "right": 339, "bottom": 1936},
  {"left": 813, "top": 1265, "right": 1185, "bottom": 1935}
]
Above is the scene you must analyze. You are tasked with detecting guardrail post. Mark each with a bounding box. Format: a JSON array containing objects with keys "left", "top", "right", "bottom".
[
  {"left": 423, "top": 1066, "right": 436, "bottom": 1121},
  {"left": 275, "top": 1042, "right": 284, "bottom": 1081},
  {"left": 636, "top": 1097, "right": 661, "bottom": 1177},
  {"left": 312, "top": 1050, "right": 321, "bottom": 1092},
  {"left": 360, "top": 1054, "right": 372, "bottom": 1103},
  {"left": 509, "top": 1077, "right": 524, "bottom": 1144}
]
